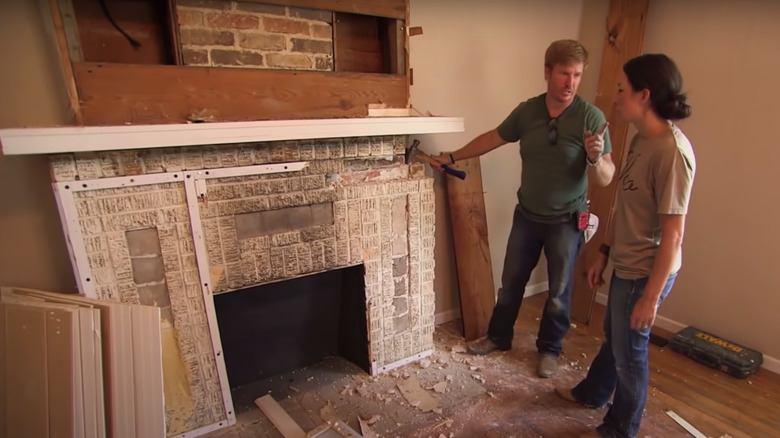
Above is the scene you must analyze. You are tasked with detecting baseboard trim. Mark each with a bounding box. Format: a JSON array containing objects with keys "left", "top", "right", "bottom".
[
  {"left": 434, "top": 281, "right": 549, "bottom": 326},
  {"left": 595, "top": 292, "right": 780, "bottom": 375}
]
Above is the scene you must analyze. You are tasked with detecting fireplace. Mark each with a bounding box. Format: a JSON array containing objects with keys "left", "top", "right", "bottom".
[
  {"left": 0, "top": 117, "right": 462, "bottom": 437},
  {"left": 214, "top": 265, "right": 368, "bottom": 389}
]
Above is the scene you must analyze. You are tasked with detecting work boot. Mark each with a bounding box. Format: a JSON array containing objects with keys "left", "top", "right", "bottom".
[
  {"left": 536, "top": 353, "right": 558, "bottom": 378},
  {"left": 467, "top": 337, "right": 501, "bottom": 355},
  {"left": 554, "top": 386, "right": 579, "bottom": 403}
]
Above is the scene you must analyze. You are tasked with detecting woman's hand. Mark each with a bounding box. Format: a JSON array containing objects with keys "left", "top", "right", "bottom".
[
  {"left": 587, "top": 254, "right": 608, "bottom": 289},
  {"left": 631, "top": 296, "right": 658, "bottom": 330}
]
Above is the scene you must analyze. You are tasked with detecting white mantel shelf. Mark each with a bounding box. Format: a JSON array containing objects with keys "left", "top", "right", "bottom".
[{"left": 0, "top": 116, "right": 465, "bottom": 155}]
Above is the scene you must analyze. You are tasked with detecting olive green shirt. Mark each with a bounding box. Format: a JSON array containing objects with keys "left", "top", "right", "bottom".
[
  {"left": 611, "top": 124, "right": 696, "bottom": 278},
  {"left": 497, "top": 94, "right": 611, "bottom": 216}
]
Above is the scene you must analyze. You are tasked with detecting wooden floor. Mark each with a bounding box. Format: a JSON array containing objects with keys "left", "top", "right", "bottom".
[
  {"left": 439, "top": 292, "right": 780, "bottom": 438},
  {"left": 207, "top": 292, "right": 780, "bottom": 437}
]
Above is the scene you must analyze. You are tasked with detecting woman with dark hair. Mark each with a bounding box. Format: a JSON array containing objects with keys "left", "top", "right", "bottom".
[{"left": 555, "top": 53, "right": 696, "bottom": 438}]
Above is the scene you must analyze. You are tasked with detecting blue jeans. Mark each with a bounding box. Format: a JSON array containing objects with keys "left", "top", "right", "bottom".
[
  {"left": 486, "top": 204, "right": 584, "bottom": 356},
  {"left": 572, "top": 272, "right": 678, "bottom": 438}
]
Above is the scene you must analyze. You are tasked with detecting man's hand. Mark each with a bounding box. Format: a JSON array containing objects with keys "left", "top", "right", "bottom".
[
  {"left": 584, "top": 123, "right": 608, "bottom": 163},
  {"left": 431, "top": 153, "right": 451, "bottom": 167}
]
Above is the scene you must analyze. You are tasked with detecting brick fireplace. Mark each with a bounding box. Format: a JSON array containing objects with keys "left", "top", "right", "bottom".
[{"left": 21, "top": 125, "right": 452, "bottom": 436}]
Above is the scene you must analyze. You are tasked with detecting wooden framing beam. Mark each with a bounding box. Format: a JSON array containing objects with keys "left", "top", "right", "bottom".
[
  {"left": 44, "top": 0, "right": 84, "bottom": 124},
  {"left": 246, "top": 0, "right": 406, "bottom": 20},
  {"left": 570, "top": 0, "right": 650, "bottom": 324},
  {"left": 72, "top": 62, "right": 408, "bottom": 125}
]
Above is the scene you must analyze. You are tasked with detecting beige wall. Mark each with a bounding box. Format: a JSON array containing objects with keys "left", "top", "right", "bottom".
[
  {"left": 409, "top": 0, "right": 586, "bottom": 317},
  {"left": 640, "top": 0, "right": 780, "bottom": 361},
  {"left": 0, "top": 1, "right": 76, "bottom": 292}
]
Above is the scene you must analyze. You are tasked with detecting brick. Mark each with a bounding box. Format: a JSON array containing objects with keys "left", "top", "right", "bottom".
[
  {"left": 50, "top": 154, "right": 77, "bottom": 181},
  {"left": 314, "top": 56, "right": 333, "bottom": 71},
  {"left": 177, "top": 0, "right": 230, "bottom": 9},
  {"left": 180, "top": 28, "right": 234, "bottom": 46},
  {"left": 288, "top": 7, "right": 333, "bottom": 23},
  {"left": 269, "top": 142, "right": 285, "bottom": 162},
  {"left": 266, "top": 53, "right": 311, "bottom": 69},
  {"left": 263, "top": 16, "right": 310, "bottom": 35},
  {"left": 239, "top": 33, "right": 286, "bottom": 51},
  {"left": 177, "top": 9, "right": 203, "bottom": 27},
  {"left": 206, "top": 13, "right": 260, "bottom": 30},
  {"left": 182, "top": 48, "right": 209, "bottom": 65},
  {"left": 291, "top": 38, "right": 332, "bottom": 55},
  {"left": 236, "top": 3, "right": 286, "bottom": 15},
  {"left": 211, "top": 49, "right": 263, "bottom": 66},
  {"left": 310, "top": 23, "right": 332, "bottom": 39}
]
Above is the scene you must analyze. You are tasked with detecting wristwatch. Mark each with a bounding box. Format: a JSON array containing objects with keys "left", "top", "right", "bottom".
[{"left": 587, "top": 155, "right": 602, "bottom": 166}]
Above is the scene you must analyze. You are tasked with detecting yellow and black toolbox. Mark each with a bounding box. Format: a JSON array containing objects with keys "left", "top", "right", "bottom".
[{"left": 669, "top": 326, "right": 763, "bottom": 378}]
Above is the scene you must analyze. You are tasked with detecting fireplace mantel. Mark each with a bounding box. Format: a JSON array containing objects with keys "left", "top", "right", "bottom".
[{"left": 0, "top": 116, "right": 464, "bottom": 155}]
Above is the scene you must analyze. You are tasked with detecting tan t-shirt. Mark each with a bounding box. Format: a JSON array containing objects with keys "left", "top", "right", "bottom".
[{"left": 611, "top": 123, "right": 696, "bottom": 279}]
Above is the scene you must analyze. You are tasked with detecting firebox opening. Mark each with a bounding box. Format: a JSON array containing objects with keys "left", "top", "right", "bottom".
[{"left": 214, "top": 264, "right": 369, "bottom": 390}]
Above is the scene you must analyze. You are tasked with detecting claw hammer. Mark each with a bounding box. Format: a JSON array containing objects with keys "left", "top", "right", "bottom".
[{"left": 405, "top": 139, "right": 467, "bottom": 180}]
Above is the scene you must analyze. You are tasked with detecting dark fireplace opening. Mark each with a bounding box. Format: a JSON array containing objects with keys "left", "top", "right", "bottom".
[{"left": 214, "top": 264, "right": 369, "bottom": 390}]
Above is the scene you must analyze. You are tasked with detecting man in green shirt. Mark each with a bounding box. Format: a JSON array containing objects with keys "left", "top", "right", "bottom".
[{"left": 438, "top": 40, "right": 615, "bottom": 377}]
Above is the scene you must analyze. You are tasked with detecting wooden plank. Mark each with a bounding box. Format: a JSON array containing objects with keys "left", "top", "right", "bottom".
[
  {"left": 0, "top": 301, "right": 5, "bottom": 435},
  {"left": 45, "top": 304, "right": 81, "bottom": 438},
  {"left": 570, "top": 0, "right": 650, "bottom": 324},
  {"left": 6, "top": 287, "right": 137, "bottom": 438},
  {"left": 3, "top": 304, "right": 49, "bottom": 437},
  {"left": 334, "top": 12, "right": 385, "bottom": 74},
  {"left": 131, "top": 305, "right": 165, "bottom": 438},
  {"left": 44, "top": 0, "right": 84, "bottom": 124},
  {"left": 445, "top": 158, "right": 496, "bottom": 341},
  {"left": 72, "top": 62, "right": 408, "bottom": 125},
  {"left": 71, "top": 0, "right": 170, "bottom": 65},
  {"left": 254, "top": 395, "right": 307, "bottom": 438},
  {"left": 77, "top": 308, "right": 103, "bottom": 438},
  {"left": 384, "top": 19, "right": 405, "bottom": 75},
  {"left": 166, "top": 0, "right": 182, "bottom": 65},
  {"left": 244, "top": 0, "right": 406, "bottom": 20}
]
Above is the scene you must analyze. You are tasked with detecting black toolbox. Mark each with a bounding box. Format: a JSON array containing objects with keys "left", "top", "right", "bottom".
[{"left": 669, "top": 326, "right": 763, "bottom": 378}]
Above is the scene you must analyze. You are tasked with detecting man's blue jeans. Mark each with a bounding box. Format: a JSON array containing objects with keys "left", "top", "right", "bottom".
[
  {"left": 571, "top": 272, "right": 678, "bottom": 438},
  {"left": 486, "top": 204, "right": 583, "bottom": 356}
]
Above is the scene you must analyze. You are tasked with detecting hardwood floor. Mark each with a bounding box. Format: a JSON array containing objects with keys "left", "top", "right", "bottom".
[
  {"left": 207, "top": 292, "right": 780, "bottom": 438},
  {"left": 441, "top": 292, "right": 780, "bottom": 438}
]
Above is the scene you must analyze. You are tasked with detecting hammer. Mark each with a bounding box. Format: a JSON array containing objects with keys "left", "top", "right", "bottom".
[{"left": 405, "top": 139, "right": 467, "bottom": 180}]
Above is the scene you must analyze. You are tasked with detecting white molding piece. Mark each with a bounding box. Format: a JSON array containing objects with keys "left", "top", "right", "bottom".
[
  {"left": 0, "top": 116, "right": 465, "bottom": 155},
  {"left": 595, "top": 292, "right": 780, "bottom": 374},
  {"left": 371, "top": 349, "right": 433, "bottom": 375}
]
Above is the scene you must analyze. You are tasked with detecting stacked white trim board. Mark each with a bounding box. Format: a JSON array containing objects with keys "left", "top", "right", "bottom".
[{"left": 0, "top": 287, "right": 165, "bottom": 438}]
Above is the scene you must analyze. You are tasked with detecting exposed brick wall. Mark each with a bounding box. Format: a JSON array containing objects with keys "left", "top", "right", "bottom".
[
  {"left": 177, "top": 0, "right": 334, "bottom": 71},
  {"left": 49, "top": 135, "right": 436, "bottom": 433}
]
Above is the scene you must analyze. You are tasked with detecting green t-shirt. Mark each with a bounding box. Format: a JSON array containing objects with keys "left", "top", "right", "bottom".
[{"left": 497, "top": 94, "right": 611, "bottom": 216}]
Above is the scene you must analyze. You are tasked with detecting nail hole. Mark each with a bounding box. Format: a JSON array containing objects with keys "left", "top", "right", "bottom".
[
  {"left": 205, "top": 171, "right": 210, "bottom": 175},
  {"left": 186, "top": 174, "right": 191, "bottom": 179},
  {"left": 85, "top": 278, "right": 91, "bottom": 282},
  {"left": 174, "top": 174, "right": 179, "bottom": 178},
  {"left": 82, "top": 183, "right": 87, "bottom": 188},
  {"left": 64, "top": 185, "right": 70, "bottom": 190}
]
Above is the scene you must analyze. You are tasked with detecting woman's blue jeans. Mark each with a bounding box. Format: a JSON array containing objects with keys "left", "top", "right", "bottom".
[{"left": 572, "top": 271, "right": 678, "bottom": 438}]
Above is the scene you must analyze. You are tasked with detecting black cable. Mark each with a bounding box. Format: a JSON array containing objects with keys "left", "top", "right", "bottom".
[{"left": 98, "top": 0, "right": 142, "bottom": 49}]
